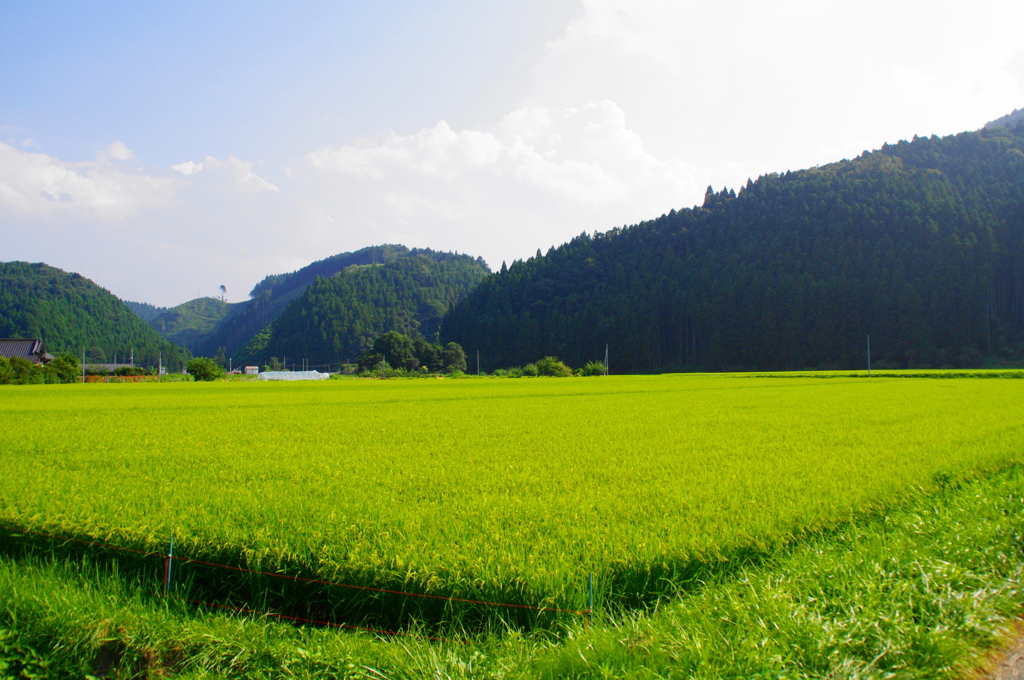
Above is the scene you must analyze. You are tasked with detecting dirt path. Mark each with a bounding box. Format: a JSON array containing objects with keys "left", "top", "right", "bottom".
[
  {"left": 973, "top": 626, "right": 1024, "bottom": 680},
  {"left": 984, "top": 639, "right": 1024, "bottom": 680}
]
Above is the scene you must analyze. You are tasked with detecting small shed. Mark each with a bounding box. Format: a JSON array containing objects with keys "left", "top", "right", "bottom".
[
  {"left": 244, "top": 366, "right": 259, "bottom": 375},
  {"left": 0, "top": 338, "right": 54, "bottom": 365}
]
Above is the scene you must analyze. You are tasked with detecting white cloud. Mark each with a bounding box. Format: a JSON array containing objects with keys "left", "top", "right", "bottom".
[
  {"left": 171, "top": 160, "right": 203, "bottom": 175},
  {"left": 298, "top": 101, "right": 701, "bottom": 269},
  {"left": 306, "top": 101, "right": 695, "bottom": 205},
  {"left": 527, "top": 0, "right": 1024, "bottom": 185},
  {"left": 0, "top": 144, "right": 293, "bottom": 305},
  {"left": 0, "top": 142, "right": 174, "bottom": 218},
  {"left": 170, "top": 156, "right": 279, "bottom": 192},
  {"left": 105, "top": 141, "right": 135, "bottom": 161}
]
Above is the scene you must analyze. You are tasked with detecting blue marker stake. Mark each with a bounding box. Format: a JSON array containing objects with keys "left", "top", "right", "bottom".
[{"left": 165, "top": 537, "right": 174, "bottom": 593}]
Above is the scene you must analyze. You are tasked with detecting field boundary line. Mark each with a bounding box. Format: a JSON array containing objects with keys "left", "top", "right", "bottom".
[{"left": 0, "top": 523, "right": 590, "bottom": 618}]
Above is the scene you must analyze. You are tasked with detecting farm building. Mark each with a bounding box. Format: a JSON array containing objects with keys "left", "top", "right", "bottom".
[{"left": 0, "top": 338, "right": 54, "bottom": 365}]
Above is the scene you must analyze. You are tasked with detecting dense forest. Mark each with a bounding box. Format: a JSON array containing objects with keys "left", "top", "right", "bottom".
[
  {"left": 122, "top": 299, "right": 167, "bottom": 322},
  {"left": 0, "top": 262, "right": 190, "bottom": 370},
  {"left": 442, "top": 123, "right": 1024, "bottom": 372},
  {"left": 235, "top": 249, "right": 489, "bottom": 366},
  {"left": 147, "top": 297, "right": 233, "bottom": 351}
]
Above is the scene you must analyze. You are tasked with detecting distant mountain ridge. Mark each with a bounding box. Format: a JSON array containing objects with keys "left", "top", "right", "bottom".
[{"left": 0, "top": 261, "right": 189, "bottom": 370}]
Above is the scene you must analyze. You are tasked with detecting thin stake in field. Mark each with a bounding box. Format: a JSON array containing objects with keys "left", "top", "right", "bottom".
[{"left": 164, "top": 536, "right": 174, "bottom": 594}]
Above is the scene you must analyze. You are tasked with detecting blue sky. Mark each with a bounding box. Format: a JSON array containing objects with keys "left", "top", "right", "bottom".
[{"left": 2, "top": 0, "right": 1022, "bottom": 306}]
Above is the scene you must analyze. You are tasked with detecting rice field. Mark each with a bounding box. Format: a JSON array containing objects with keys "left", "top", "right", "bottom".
[{"left": 1, "top": 374, "right": 1022, "bottom": 627}]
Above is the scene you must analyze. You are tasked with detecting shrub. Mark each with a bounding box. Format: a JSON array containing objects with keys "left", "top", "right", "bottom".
[
  {"left": 522, "top": 363, "right": 539, "bottom": 377},
  {"left": 581, "top": 360, "right": 607, "bottom": 376},
  {"left": 186, "top": 357, "right": 227, "bottom": 382},
  {"left": 535, "top": 356, "right": 572, "bottom": 377}
]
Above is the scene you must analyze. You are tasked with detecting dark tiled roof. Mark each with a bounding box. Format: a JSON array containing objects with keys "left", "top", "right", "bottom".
[{"left": 0, "top": 338, "right": 52, "bottom": 364}]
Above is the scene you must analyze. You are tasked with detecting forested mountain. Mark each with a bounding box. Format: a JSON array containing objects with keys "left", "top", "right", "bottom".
[
  {"left": 442, "top": 122, "right": 1024, "bottom": 372},
  {"left": 194, "top": 245, "right": 431, "bottom": 358},
  {"left": 123, "top": 300, "right": 167, "bottom": 322},
  {"left": 235, "top": 249, "right": 489, "bottom": 366},
  {"left": 147, "top": 297, "right": 234, "bottom": 351},
  {"left": 0, "top": 262, "right": 190, "bottom": 370},
  {"left": 986, "top": 108, "right": 1024, "bottom": 130}
]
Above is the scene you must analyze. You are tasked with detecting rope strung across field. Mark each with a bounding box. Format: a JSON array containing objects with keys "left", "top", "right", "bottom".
[{"left": 0, "top": 524, "right": 591, "bottom": 618}]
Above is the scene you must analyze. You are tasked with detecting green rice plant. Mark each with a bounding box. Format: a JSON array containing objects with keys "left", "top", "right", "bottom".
[
  {"left": 0, "top": 375, "right": 1021, "bottom": 629},
  {"left": 4, "top": 465, "right": 1024, "bottom": 678}
]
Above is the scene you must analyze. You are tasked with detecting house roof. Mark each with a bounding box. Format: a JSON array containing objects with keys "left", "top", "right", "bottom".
[{"left": 0, "top": 338, "right": 55, "bottom": 364}]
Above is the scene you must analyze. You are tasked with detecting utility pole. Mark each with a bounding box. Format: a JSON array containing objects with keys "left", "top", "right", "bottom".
[
  {"left": 864, "top": 333, "right": 872, "bottom": 376},
  {"left": 604, "top": 343, "right": 609, "bottom": 375},
  {"left": 477, "top": 350, "right": 480, "bottom": 375}
]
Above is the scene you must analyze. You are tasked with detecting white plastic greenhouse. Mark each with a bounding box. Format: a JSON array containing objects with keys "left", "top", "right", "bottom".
[{"left": 257, "top": 370, "right": 330, "bottom": 381}]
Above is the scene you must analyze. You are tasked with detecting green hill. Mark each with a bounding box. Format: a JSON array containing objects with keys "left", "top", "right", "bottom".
[
  {"left": 148, "top": 297, "right": 233, "bottom": 351},
  {"left": 190, "top": 245, "right": 488, "bottom": 365},
  {"left": 0, "top": 262, "right": 190, "bottom": 370},
  {"left": 194, "top": 245, "right": 421, "bottom": 358},
  {"left": 236, "top": 248, "right": 489, "bottom": 367},
  {"left": 442, "top": 120, "right": 1024, "bottom": 372},
  {"left": 122, "top": 299, "right": 167, "bottom": 322}
]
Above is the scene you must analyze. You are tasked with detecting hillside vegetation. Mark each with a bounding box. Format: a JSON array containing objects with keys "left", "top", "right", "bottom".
[
  {"left": 187, "top": 245, "right": 486, "bottom": 364},
  {"left": 442, "top": 123, "right": 1024, "bottom": 372},
  {"left": 121, "top": 299, "right": 167, "bottom": 322},
  {"left": 0, "top": 261, "right": 189, "bottom": 370},
  {"left": 234, "top": 248, "right": 488, "bottom": 366},
  {"left": 147, "top": 297, "right": 233, "bottom": 351}
]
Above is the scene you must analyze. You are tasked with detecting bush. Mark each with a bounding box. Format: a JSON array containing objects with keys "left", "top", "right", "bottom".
[
  {"left": 186, "top": 357, "right": 227, "bottom": 381},
  {"left": 535, "top": 356, "right": 572, "bottom": 377},
  {"left": 357, "top": 352, "right": 387, "bottom": 373},
  {"left": 522, "top": 363, "right": 538, "bottom": 377},
  {"left": 48, "top": 353, "right": 82, "bottom": 383},
  {"left": 580, "top": 360, "right": 607, "bottom": 376}
]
